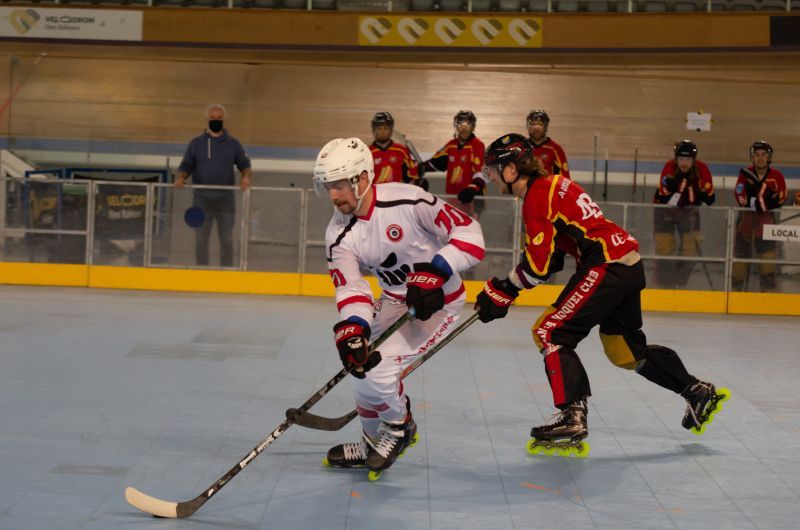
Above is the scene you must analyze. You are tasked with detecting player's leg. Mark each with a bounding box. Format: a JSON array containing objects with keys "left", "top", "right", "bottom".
[
  {"left": 216, "top": 193, "right": 236, "bottom": 268},
  {"left": 529, "top": 264, "right": 630, "bottom": 452},
  {"left": 359, "top": 294, "right": 464, "bottom": 473},
  {"left": 598, "top": 261, "right": 728, "bottom": 432},
  {"left": 192, "top": 194, "right": 212, "bottom": 266},
  {"left": 324, "top": 299, "right": 406, "bottom": 468},
  {"left": 755, "top": 236, "right": 778, "bottom": 292}
]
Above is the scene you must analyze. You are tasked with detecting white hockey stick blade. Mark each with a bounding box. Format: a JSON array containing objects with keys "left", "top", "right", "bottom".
[{"left": 125, "top": 487, "right": 179, "bottom": 518}]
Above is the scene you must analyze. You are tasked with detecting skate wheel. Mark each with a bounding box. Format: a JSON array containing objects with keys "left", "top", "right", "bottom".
[
  {"left": 716, "top": 387, "right": 731, "bottom": 402},
  {"left": 409, "top": 432, "right": 420, "bottom": 447},
  {"left": 322, "top": 458, "right": 331, "bottom": 467},
  {"left": 526, "top": 439, "right": 542, "bottom": 455},
  {"left": 368, "top": 470, "right": 382, "bottom": 482},
  {"left": 574, "top": 442, "right": 590, "bottom": 458}
]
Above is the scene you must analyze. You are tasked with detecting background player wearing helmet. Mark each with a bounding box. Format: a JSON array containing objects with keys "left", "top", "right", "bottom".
[
  {"left": 732, "top": 141, "right": 787, "bottom": 291},
  {"left": 369, "top": 112, "right": 426, "bottom": 189},
  {"left": 526, "top": 109, "right": 571, "bottom": 180},
  {"left": 652, "top": 140, "right": 715, "bottom": 288},
  {"left": 473, "top": 133, "right": 727, "bottom": 454},
  {"left": 313, "top": 137, "right": 485, "bottom": 476},
  {"left": 422, "top": 110, "right": 485, "bottom": 218}
]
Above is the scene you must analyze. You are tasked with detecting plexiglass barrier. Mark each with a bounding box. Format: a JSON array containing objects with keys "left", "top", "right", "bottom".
[{"left": 2, "top": 177, "right": 799, "bottom": 293}]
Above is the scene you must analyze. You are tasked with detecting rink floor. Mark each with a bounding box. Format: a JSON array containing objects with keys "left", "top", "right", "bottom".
[{"left": 0, "top": 285, "right": 798, "bottom": 530}]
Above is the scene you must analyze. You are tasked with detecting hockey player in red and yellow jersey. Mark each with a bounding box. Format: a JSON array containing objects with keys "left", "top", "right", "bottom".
[
  {"left": 652, "top": 140, "right": 715, "bottom": 288},
  {"left": 423, "top": 110, "right": 485, "bottom": 217},
  {"left": 527, "top": 110, "right": 570, "bottom": 180},
  {"left": 732, "top": 141, "right": 787, "bottom": 291},
  {"left": 369, "top": 112, "right": 425, "bottom": 188},
  {"left": 473, "top": 134, "right": 728, "bottom": 456},
  {"left": 457, "top": 109, "right": 572, "bottom": 208}
]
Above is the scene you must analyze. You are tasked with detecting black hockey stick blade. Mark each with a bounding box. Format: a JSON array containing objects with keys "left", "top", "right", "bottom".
[
  {"left": 286, "top": 407, "right": 358, "bottom": 431},
  {"left": 125, "top": 312, "right": 413, "bottom": 518},
  {"left": 290, "top": 312, "right": 480, "bottom": 431}
]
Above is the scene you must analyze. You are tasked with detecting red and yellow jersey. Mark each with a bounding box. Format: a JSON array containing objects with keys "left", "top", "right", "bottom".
[
  {"left": 370, "top": 141, "right": 419, "bottom": 184},
  {"left": 512, "top": 175, "right": 639, "bottom": 287},
  {"left": 425, "top": 135, "right": 485, "bottom": 195},
  {"left": 654, "top": 159, "right": 715, "bottom": 206},
  {"left": 531, "top": 137, "right": 570, "bottom": 179},
  {"left": 734, "top": 165, "right": 787, "bottom": 211}
]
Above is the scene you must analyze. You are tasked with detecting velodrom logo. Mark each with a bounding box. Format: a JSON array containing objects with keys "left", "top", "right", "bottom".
[
  {"left": 10, "top": 9, "right": 40, "bottom": 35},
  {"left": 360, "top": 17, "right": 392, "bottom": 44}
]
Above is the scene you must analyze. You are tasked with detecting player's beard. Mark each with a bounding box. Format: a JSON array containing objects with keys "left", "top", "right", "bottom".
[{"left": 334, "top": 201, "right": 356, "bottom": 215}]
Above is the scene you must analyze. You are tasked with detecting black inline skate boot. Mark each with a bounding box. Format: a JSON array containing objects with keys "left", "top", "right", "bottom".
[
  {"left": 527, "top": 400, "right": 590, "bottom": 457},
  {"left": 365, "top": 416, "right": 419, "bottom": 481},
  {"left": 324, "top": 431, "right": 372, "bottom": 468},
  {"left": 681, "top": 380, "right": 731, "bottom": 434}
]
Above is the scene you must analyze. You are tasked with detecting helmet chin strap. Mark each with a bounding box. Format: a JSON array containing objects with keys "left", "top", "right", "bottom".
[{"left": 352, "top": 177, "right": 369, "bottom": 212}]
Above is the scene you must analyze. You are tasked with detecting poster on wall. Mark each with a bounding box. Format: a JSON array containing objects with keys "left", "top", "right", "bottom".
[{"left": 0, "top": 8, "right": 142, "bottom": 41}]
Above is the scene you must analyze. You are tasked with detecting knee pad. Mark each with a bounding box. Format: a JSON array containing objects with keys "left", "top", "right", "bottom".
[
  {"left": 599, "top": 333, "right": 638, "bottom": 370},
  {"left": 654, "top": 232, "right": 677, "bottom": 255}
]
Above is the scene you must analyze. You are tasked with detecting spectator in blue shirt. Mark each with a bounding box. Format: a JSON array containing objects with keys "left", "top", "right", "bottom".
[{"left": 176, "top": 104, "right": 252, "bottom": 267}]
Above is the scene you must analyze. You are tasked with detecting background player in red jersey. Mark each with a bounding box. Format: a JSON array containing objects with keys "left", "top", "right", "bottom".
[
  {"left": 652, "top": 140, "right": 715, "bottom": 288},
  {"left": 423, "top": 110, "right": 485, "bottom": 217},
  {"left": 526, "top": 110, "right": 570, "bottom": 180},
  {"left": 732, "top": 141, "right": 787, "bottom": 291},
  {"left": 473, "top": 134, "right": 728, "bottom": 455},
  {"left": 369, "top": 112, "right": 426, "bottom": 189}
]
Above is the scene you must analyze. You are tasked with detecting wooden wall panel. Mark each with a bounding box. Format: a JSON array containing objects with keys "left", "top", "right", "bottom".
[{"left": 4, "top": 49, "right": 800, "bottom": 167}]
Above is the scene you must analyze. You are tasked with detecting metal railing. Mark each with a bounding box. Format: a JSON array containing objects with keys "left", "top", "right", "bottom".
[{"left": 1, "top": 176, "right": 798, "bottom": 292}]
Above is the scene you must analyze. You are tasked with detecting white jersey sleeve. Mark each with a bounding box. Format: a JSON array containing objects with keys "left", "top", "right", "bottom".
[
  {"left": 411, "top": 188, "right": 485, "bottom": 273},
  {"left": 325, "top": 216, "right": 374, "bottom": 325}
]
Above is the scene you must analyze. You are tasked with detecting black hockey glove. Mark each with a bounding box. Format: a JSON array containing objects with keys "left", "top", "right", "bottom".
[
  {"left": 415, "top": 177, "right": 430, "bottom": 192},
  {"left": 333, "top": 320, "right": 381, "bottom": 379},
  {"left": 474, "top": 277, "right": 520, "bottom": 323},
  {"left": 457, "top": 179, "right": 484, "bottom": 204},
  {"left": 405, "top": 262, "right": 449, "bottom": 321}
]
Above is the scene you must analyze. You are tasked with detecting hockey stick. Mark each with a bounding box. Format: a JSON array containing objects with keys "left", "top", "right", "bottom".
[
  {"left": 124, "top": 311, "right": 413, "bottom": 519},
  {"left": 287, "top": 311, "right": 481, "bottom": 431},
  {"left": 392, "top": 130, "right": 424, "bottom": 169}
]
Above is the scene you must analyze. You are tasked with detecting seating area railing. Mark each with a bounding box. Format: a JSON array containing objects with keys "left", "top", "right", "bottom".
[{"left": 2, "top": 176, "right": 798, "bottom": 293}]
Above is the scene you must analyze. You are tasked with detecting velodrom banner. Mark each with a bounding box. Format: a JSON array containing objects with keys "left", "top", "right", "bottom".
[
  {"left": 358, "top": 16, "right": 542, "bottom": 48},
  {"left": 0, "top": 8, "right": 142, "bottom": 41}
]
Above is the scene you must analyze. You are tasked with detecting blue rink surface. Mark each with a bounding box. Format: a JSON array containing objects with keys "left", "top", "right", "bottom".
[{"left": 1, "top": 286, "right": 799, "bottom": 530}]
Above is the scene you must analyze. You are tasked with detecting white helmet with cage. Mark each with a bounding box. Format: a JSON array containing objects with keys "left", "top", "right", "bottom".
[{"left": 313, "top": 138, "right": 375, "bottom": 205}]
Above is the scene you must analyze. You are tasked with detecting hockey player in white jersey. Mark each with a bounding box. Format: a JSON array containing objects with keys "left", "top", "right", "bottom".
[{"left": 313, "top": 138, "right": 485, "bottom": 479}]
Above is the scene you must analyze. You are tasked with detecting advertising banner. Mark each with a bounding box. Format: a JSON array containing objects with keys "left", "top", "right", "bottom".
[
  {"left": 0, "top": 8, "right": 142, "bottom": 41},
  {"left": 359, "top": 15, "right": 542, "bottom": 48}
]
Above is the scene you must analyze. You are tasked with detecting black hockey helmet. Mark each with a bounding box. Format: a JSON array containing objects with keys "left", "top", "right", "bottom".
[
  {"left": 371, "top": 111, "right": 394, "bottom": 129},
  {"left": 750, "top": 140, "right": 773, "bottom": 161},
  {"left": 483, "top": 133, "right": 534, "bottom": 189},
  {"left": 453, "top": 110, "right": 477, "bottom": 128},
  {"left": 526, "top": 109, "right": 550, "bottom": 128},
  {"left": 674, "top": 139, "right": 697, "bottom": 159}
]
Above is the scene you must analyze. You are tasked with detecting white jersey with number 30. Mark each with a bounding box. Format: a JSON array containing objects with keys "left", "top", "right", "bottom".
[{"left": 325, "top": 183, "right": 485, "bottom": 325}]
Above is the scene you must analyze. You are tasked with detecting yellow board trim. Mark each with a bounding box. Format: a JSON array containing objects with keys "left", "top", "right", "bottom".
[
  {"left": 0, "top": 262, "right": 88, "bottom": 286},
  {"left": 1, "top": 262, "right": 798, "bottom": 316}
]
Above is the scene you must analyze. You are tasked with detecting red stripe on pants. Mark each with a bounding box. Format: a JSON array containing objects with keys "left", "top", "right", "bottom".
[
  {"left": 544, "top": 351, "right": 566, "bottom": 405},
  {"left": 533, "top": 265, "right": 607, "bottom": 352}
]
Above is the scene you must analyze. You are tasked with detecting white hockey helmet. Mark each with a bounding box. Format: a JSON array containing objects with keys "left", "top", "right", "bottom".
[{"left": 313, "top": 137, "right": 375, "bottom": 203}]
